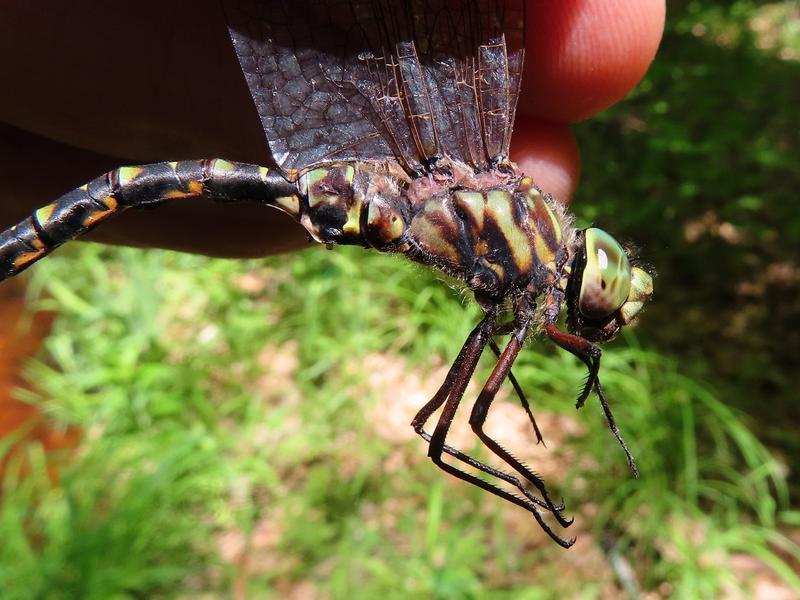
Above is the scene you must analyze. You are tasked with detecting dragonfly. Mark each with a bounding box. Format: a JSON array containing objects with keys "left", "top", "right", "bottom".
[{"left": 0, "top": 0, "right": 653, "bottom": 547}]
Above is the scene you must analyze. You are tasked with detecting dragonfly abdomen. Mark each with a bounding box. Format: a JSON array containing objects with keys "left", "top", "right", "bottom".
[
  {"left": 0, "top": 159, "right": 294, "bottom": 281},
  {"left": 294, "top": 164, "right": 409, "bottom": 252}
]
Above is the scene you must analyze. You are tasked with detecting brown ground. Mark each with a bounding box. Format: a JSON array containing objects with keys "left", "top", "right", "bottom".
[{"left": 0, "top": 278, "right": 78, "bottom": 480}]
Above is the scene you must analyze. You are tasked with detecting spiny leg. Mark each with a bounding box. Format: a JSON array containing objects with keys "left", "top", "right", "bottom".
[
  {"left": 488, "top": 338, "right": 545, "bottom": 446},
  {"left": 410, "top": 315, "right": 490, "bottom": 437},
  {"left": 412, "top": 313, "right": 560, "bottom": 513},
  {"left": 412, "top": 313, "right": 574, "bottom": 546},
  {"left": 429, "top": 316, "right": 574, "bottom": 547},
  {"left": 490, "top": 319, "right": 545, "bottom": 444},
  {"left": 542, "top": 292, "right": 638, "bottom": 477},
  {"left": 470, "top": 321, "right": 573, "bottom": 529},
  {"left": 414, "top": 432, "right": 560, "bottom": 512},
  {"left": 543, "top": 322, "right": 600, "bottom": 409},
  {"left": 595, "top": 379, "right": 639, "bottom": 477}
]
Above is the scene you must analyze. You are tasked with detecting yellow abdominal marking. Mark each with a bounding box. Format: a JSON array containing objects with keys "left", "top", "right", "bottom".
[
  {"left": 164, "top": 189, "right": 195, "bottom": 199},
  {"left": 13, "top": 249, "right": 46, "bottom": 268},
  {"left": 305, "top": 166, "right": 355, "bottom": 208},
  {"left": 82, "top": 209, "right": 113, "bottom": 227},
  {"left": 342, "top": 202, "right": 362, "bottom": 235},
  {"left": 274, "top": 195, "right": 300, "bottom": 217},
  {"left": 117, "top": 167, "right": 145, "bottom": 186},
  {"left": 35, "top": 205, "right": 56, "bottom": 225},
  {"left": 211, "top": 159, "right": 237, "bottom": 175}
]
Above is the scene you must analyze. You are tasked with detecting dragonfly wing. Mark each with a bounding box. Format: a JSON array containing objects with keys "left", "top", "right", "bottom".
[{"left": 224, "top": 0, "right": 526, "bottom": 176}]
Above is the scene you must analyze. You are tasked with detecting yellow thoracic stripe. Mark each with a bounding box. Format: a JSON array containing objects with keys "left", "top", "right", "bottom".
[{"left": 486, "top": 191, "right": 532, "bottom": 273}]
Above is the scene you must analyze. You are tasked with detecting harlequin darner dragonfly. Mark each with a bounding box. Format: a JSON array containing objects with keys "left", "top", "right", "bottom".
[{"left": 0, "top": 0, "right": 653, "bottom": 547}]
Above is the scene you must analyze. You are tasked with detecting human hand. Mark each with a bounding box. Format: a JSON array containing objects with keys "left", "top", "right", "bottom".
[{"left": 0, "top": 0, "right": 664, "bottom": 258}]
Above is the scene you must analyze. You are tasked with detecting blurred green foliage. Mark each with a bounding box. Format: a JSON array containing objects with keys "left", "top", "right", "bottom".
[{"left": 1, "top": 1, "right": 799, "bottom": 598}]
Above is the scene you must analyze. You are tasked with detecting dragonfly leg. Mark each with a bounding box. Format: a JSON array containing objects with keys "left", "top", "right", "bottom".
[
  {"left": 409, "top": 312, "right": 492, "bottom": 438},
  {"left": 411, "top": 312, "right": 574, "bottom": 547},
  {"left": 412, "top": 312, "right": 554, "bottom": 511},
  {"left": 542, "top": 292, "right": 638, "bottom": 477},
  {"left": 543, "top": 321, "right": 601, "bottom": 410},
  {"left": 488, "top": 338, "right": 546, "bottom": 446},
  {"left": 470, "top": 320, "right": 574, "bottom": 529},
  {"left": 594, "top": 379, "right": 640, "bottom": 478}
]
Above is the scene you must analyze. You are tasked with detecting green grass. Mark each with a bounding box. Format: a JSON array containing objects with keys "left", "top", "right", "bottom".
[{"left": 1, "top": 429, "right": 224, "bottom": 599}]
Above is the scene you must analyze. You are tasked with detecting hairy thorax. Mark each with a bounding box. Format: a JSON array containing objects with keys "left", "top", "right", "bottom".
[{"left": 295, "top": 158, "right": 575, "bottom": 301}]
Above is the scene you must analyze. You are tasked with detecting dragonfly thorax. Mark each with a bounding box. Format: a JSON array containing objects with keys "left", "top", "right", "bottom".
[
  {"left": 404, "top": 174, "right": 570, "bottom": 300},
  {"left": 289, "top": 161, "right": 651, "bottom": 341},
  {"left": 293, "top": 161, "right": 573, "bottom": 301}
]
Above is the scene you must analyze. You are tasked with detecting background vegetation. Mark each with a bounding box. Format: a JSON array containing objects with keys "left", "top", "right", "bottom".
[{"left": 1, "top": 1, "right": 798, "bottom": 597}]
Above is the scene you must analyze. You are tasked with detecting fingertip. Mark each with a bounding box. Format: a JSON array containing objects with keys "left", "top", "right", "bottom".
[
  {"left": 511, "top": 117, "right": 580, "bottom": 204},
  {"left": 521, "top": 0, "right": 666, "bottom": 122}
]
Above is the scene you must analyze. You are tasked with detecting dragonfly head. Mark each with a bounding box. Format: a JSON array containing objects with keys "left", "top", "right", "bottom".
[{"left": 566, "top": 227, "right": 654, "bottom": 342}]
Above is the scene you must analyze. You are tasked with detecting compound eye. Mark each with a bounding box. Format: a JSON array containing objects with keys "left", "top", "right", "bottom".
[{"left": 578, "top": 228, "right": 632, "bottom": 319}]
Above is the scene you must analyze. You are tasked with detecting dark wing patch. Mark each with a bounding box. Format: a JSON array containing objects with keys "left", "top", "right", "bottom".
[{"left": 224, "top": 0, "right": 526, "bottom": 177}]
